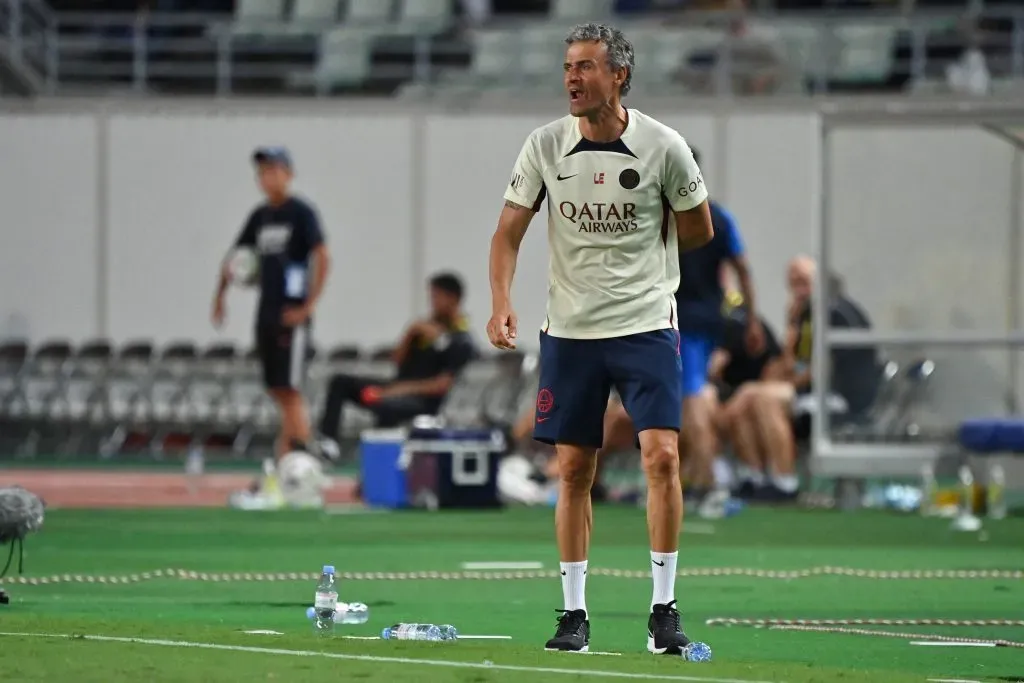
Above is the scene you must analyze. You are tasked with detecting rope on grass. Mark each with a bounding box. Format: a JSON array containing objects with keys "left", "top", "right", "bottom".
[
  {"left": 0, "top": 566, "right": 1021, "bottom": 586},
  {"left": 706, "top": 617, "right": 1024, "bottom": 649}
]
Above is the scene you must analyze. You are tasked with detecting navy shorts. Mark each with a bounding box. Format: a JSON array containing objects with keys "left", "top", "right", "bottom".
[{"left": 533, "top": 329, "right": 682, "bottom": 448}]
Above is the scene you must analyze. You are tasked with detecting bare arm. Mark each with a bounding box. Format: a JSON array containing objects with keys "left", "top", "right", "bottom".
[
  {"left": 487, "top": 199, "right": 536, "bottom": 349},
  {"left": 730, "top": 255, "right": 757, "bottom": 320},
  {"left": 707, "top": 349, "right": 730, "bottom": 382},
  {"left": 674, "top": 200, "right": 713, "bottom": 253},
  {"left": 304, "top": 244, "right": 330, "bottom": 313},
  {"left": 490, "top": 200, "right": 534, "bottom": 307}
]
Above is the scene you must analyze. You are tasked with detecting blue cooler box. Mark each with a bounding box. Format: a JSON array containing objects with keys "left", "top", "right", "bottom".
[{"left": 359, "top": 427, "right": 505, "bottom": 509}]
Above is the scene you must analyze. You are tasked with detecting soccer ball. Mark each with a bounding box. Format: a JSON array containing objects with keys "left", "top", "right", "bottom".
[
  {"left": 277, "top": 450, "right": 330, "bottom": 508},
  {"left": 226, "top": 247, "right": 259, "bottom": 287}
]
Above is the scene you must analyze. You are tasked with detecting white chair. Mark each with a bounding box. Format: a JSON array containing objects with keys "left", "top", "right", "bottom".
[
  {"left": 551, "top": 0, "right": 612, "bottom": 20},
  {"left": 397, "top": 0, "right": 452, "bottom": 24},
  {"left": 469, "top": 29, "right": 518, "bottom": 81},
  {"left": 646, "top": 28, "right": 721, "bottom": 84},
  {"left": 345, "top": 0, "right": 394, "bottom": 24},
  {"left": 392, "top": 0, "right": 453, "bottom": 35},
  {"left": 521, "top": 24, "right": 568, "bottom": 83},
  {"left": 287, "top": 0, "right": 341, "bottom": 35},
  {"left": 302, "top": 28, "right": 375, "bottom": 91},
  {"left": 834, "top": 22, "right": 896, "bottom": 81},
  {"left": 235, "top": 0, "right": 285, "bottom": 22},
  {"left": 232, "top": 0, "right": 286, "bottom": 38}
]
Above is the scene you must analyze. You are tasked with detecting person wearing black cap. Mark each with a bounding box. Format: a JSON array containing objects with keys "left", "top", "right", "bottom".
[
  {"left": 318, "top": 272, "right": 478, "bottom": 447},
  {"left": 212, "top": 146, "right": 331, "bottom": 490}
]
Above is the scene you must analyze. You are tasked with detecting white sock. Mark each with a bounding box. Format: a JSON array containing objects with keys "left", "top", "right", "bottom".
[
  {"left": 650, "top": 551, "right": 678, "bottom": 609},
  {"left": 736, "top": 465, "right": 765, "bottom": 486},
  {"left": 560, "top": 561, "right": 588, "bottom": 615},
  {"left": 771, "top": 473, "right": 799, "bottom": 493}
]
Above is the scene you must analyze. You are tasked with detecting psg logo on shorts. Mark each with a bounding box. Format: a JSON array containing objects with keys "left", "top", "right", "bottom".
[
  {"left": 536, "top": 388, "right": 554, "bottom": 414},
  {"left": 619, "top": 168, "right": 640, "bottom": 190}
]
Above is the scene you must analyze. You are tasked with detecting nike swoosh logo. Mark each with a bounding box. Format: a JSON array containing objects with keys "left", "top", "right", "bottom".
[
  {"left": 536, "top": 417, "right": 550, "bottom": 423},
  {"left": 556, "top": 173, "right": 577, "bottom": 181},
  {"left": 561, "top": 571, "right": 566, "bottom": 575},
  {"left": 652, "top": 561, "right": 665, "bottom": 567}
]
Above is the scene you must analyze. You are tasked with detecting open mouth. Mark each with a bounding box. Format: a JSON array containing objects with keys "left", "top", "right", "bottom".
[{"left": 569, "top": 88, "right": 582, "bottom": 103}]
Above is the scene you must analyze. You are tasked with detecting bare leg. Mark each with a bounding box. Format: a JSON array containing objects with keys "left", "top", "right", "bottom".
[
  {"left": 639, "top": 427, "right": 683, "bottom": 613},
  {"left": 681, "top": 387, "right": 717, "bottom": 491},
  {"left": 555, "top": 445, "right": 599, "bottom": 562},
  {"left": 750, "top": 383, "right": 799, "bottom": 494},
  {"left": 272, "top": 388, "right": 311, "bottom": 459},
  {"left": 639, "top": 428, "right": 682, "bottom": 553},
  {"left": 724, "top": 387, "right": 764, "bottom": 472},
  {"left": 554, "top": 444, "right": 598, "bottom": 615}
]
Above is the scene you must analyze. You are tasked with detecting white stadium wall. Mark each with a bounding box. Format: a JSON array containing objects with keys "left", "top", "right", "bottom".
[{"left": 0, "top": 99, "right": 1019, "bottom": 378}]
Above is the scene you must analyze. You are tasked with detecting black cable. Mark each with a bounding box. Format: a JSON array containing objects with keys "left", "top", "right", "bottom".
[{"left": 0, "top": 539, "right": 16, "bottom": 578}]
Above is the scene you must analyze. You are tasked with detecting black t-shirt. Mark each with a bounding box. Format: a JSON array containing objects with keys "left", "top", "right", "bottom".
[
  {"left": 398, "top": 323, "right": 478, "bottom": 384},
  {"left": 794, "top": 294, "right": 879, "bottom": 413},
  {"left": 235, "top": 196, "right": 324, "bottom": 328},
  {"left": 720, "top": 309, "right": 781, "bottom": 389}
]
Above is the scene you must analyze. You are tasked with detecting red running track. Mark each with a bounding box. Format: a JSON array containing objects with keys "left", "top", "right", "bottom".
[{"left": 0, "top": 470, "right": 359, "bottom": 508}]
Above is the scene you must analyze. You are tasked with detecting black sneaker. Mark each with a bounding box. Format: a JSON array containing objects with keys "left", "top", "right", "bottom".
[
  {"left": 647, "top": 600, "right": 692, "bottom": 655},
  {"left": 751, "top": 485, "right": 799, "bottom": 504},
  {"left": 544, "top": 609, "right": 590, "bottom": 652},
  {"left": 732, "top": 480, "right": 759, "bottom": 500}
]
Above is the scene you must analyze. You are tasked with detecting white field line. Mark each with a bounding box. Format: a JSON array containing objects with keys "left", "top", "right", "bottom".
[{"left": 0, "top": 632, "right": 778, "bottom": 683}]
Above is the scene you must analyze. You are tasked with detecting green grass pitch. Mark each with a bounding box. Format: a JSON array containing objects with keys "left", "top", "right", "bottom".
[{"left": 1, "top": 506, "right": 1022, "bottom": 683}]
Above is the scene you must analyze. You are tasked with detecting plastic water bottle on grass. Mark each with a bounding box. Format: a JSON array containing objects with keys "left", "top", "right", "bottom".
[
  {"left": 381, "top": 623, "right": 445, "bottom": 642},
  {"left": 313, "top": 565, "right": 338, "bottom": 636},
  {"left": 682, "top": 641, "right": 712, "bottom": 662},
  {"left": 305, "top": 601, "right": 370, "bottom": 625}
]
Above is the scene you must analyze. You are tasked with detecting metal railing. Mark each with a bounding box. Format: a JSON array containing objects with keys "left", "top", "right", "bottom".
[
  {"left": 2, "top": 2, "right": 1023, "bottom": 97},
  {"left": 0, "top": 0, "right": 58, "bottom": 91}
]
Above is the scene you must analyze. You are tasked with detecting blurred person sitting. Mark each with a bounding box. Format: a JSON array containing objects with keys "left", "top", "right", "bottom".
[
  {"left": 708, "top": 293, "right": 785, "bottom": 497},
  {"left": 673, "top": 147, "right": 764, "bottom": 514},
  {"left": 318, "top": 273, "right": 477, "bottom": 445},
  {"left": 725, "top": 256, "right": 879, "bottom": 502},
  {"left": 674, "top": 0, "right": 785, "bottom": 96}
]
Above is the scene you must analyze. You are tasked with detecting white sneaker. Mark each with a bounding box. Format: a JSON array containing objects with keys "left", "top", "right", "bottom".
[
  {"left": 228, "top": 489, "right": 286, "bottom": 511},
  {"left": 697, "top": 489, "right": 731, "bottom": 519}
]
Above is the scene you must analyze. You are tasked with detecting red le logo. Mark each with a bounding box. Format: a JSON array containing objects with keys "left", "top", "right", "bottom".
[{"left": 593, "top": 172, "right": 605, "bottom": 184}]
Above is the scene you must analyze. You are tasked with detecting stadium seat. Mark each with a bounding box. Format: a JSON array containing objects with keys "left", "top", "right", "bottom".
[
  {"left": 0, "top": 340, "right": 30, "bottom": 450},
  {"left": 551, "top": 0, "right": 613, "bottom": 19},
  {"left": 833, "top": 22, "right": 896, "bottom": 82},
  {"left": 635, "top": 27, "right": 723, "bottom": 89},
  {"left": 49, "top": 339, "right": 113, "bottom": 453},
  {"left": 760, "top": 19, "right": 824, "bottom": 93},
  {"left": 287, "top": 28, "right": 374, "bottom": 92},
  {"left": 395, "top": 0, "right": 453, "bottom": 34},
  {"left": 98, "top": 340, "right": 155, "bottom": 456},
  {"left": 228, "top": 347, "right": 279, "bottom": 454},
  {"left": 288, "top": 0, "right": 342, "bottom": 34},
  {"left": 232, "top": 0, "right": 287, "bottom": 38},
  {"left": 455, "top": 28, "right": 518, "bottom": 84},
  {"left": 437, "top": 354, "right": 529, "bottom": 429},
  {"left": 0, "top": 339, "right": 29, "bottom": 410},
  {"left": 146, "top": 342, "right": 199, "bottom": 451},
  {"left": 184, "top": 343, "right": 238, "bottom": 434},
  {"left": 521, "top": 24, "right": 572, "bottom": 84},
  {"left": 345, "top": 0, "right": 395, "bottom": 24}
]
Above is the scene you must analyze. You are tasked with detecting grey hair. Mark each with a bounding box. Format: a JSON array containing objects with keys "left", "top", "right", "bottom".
[{"left": 565, "top": 23, "right": 635, "bottom": 97}]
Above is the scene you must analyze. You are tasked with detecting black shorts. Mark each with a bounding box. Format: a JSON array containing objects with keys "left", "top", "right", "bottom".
[{"left": 255, "top": 323, "right": 310, "bottom": 390}]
